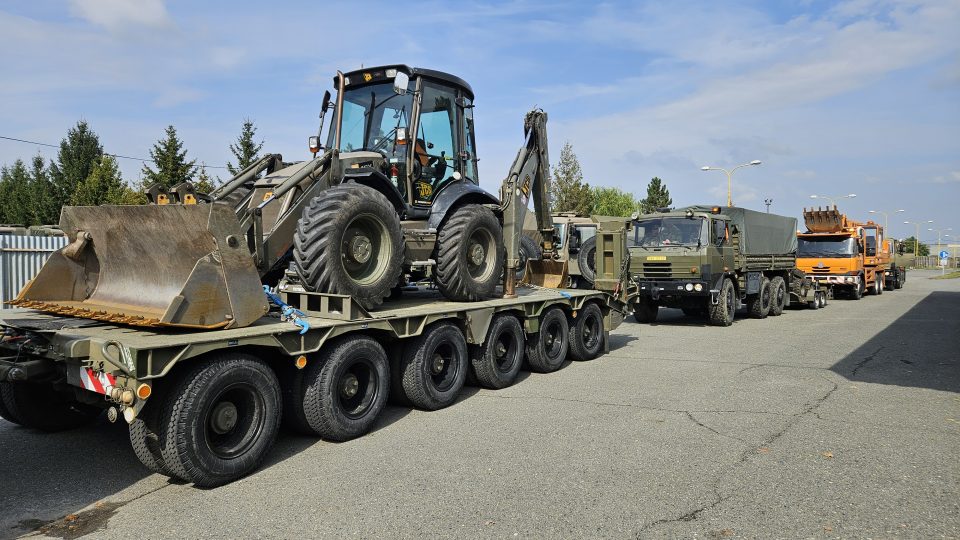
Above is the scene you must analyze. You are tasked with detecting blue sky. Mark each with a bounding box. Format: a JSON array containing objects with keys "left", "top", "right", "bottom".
[{"left": 1, "top": 0, "right": 958, "bottom": 243}]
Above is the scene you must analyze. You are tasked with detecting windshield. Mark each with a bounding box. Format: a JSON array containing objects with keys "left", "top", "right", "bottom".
[
  {"left": 631, "top": 217, "right": 708, "bottom": 247},
  {"left": 328, "top": 82, "right": 414, "bottom": 159},
  {"left": 798, "top": 236, "right": 858, "bottom": 258}
]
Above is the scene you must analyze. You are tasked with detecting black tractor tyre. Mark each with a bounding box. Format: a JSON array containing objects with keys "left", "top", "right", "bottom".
[
  {"left": 516, "top": 235, "right": 542, "bottom": 282},
  {"left": 401, "top": 323, "right": 468, "bottom": 410},
  {"left": 294, "top": 184, "right": 404, "bottom": 310},
  {"left": 276, "top": 363, "right": 313, "bottom": 435},
  {"left": 525, "top": 307, "right": 570, "bottom": 373},
  {"left": 302, "top": 336, "right": 390, "bottom": 441},
  {"left": 769, "top": 276, "right": 787, "bottom": 316},
  {"left": 577, "top": 236, "right": 597, "bottom": 287},
  {"left": 158, "top": 354, "right": 282, "bottom": 487},
  {"left": 0, "top": 381, "right": 102, "bottom": 432},
  {"left": 747, "top": 277, "right": 772, "bottom": 319},
  {"left": 569, "top": 302, "right": 604, "bottom": 361},
  {"left": 632, "top": 299, "right": 658, "bottom": 323},
  {"left": 708, "top": 279, "right": 736, "bottom": 327},
  {"left": 434, "top": 205, "right": 505, "bottom": 301},
  {"left": 470, "top": 314, "right": 525, "bottom": 389}
]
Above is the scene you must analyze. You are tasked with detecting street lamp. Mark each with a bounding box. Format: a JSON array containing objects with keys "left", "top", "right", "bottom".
[
  {"left": 809, "top": 193, "right": 856, "bottom": 208},
  {"left": 764, "top": 198, "right": 773, "bottom": 213},
  {"left": 928, "top": 227, "right": 952, "bottom": 255},
  {"left": 868, "top": 208, "right": 904, "bottom": 234},
  {"left": 701, "top": 160, "right": 762, "bottom": 207},
  {"left": 904, "top": 220, "right": 934, "bottom": 265}
]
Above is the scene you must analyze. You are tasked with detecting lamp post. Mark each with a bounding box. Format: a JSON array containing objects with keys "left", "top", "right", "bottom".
[
  {"left": 904, "top": 220, "right": 933, "bottom": 267},
  {"left": 928, "top": 227, "right": 952, "bottom": 271},
  {"left": 764, "top": 198, "right": 773, "bottom": 213},
  {"left": 868, "top": 208, "right": 904, "bottom": 234},
  {"left": 701, "top": 160, "right": 762, "bottom": 207},
  {"left": 809, "top": 193, "right": 856, "bottom": 208}
]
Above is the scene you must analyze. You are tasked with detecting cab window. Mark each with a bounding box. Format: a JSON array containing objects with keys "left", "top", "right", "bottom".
[
  {"left": 463, "top": 101, "right": 478, "bottom": 183},
  {"left": 712, "top": 219, "right": 726, "bottom": 246},
  {"left": 414, "top": 82, "right": 458, "bottom": 203}
]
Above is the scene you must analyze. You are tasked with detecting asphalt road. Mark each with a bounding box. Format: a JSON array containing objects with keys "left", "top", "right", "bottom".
[{"left": 2, "top": 270, "right": 958, "bottom": 539}]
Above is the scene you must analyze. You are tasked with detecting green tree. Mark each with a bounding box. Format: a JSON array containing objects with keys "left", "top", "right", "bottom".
[
  {"left": 0, "top": 160, "right": 34, "bottom": 225},
  {"left": 900, "top": 236, "right": 929, "bottom": 256},
  {"left": 227, "top": 119, "right": 264, "bottom": 175},
  {"left": 28, "top": 155, "right": 59, "bottom": 225},
  {"left": 142, "top": 125, "right": 197, "bottom": 189},
  {"left": 194, "top": 164, "right": 218, "bottom": 195},
  {"left": 592, "top": 186, "right": 638, "bottom": 216},
  {"left": 49, "top": 120, "right": 103, "bottom": 212},
  {"left": 639, "top": 177, "right": 673, "bottom": 214},
  {"left": 71, "top": 155, "right": 126, "bottom": 206},
  {"left": 551, "top": 141, "right": 593, "bottom": 215}
]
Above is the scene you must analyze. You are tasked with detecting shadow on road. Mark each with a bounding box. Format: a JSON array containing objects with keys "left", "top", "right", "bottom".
[{"left": 830, "top": 291, "right": 960, "bottom": 393}]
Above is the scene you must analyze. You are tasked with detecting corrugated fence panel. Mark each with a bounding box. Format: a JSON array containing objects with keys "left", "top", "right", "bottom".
[{"left": 0, "top": 235, "right": 68, "bottom": 306}]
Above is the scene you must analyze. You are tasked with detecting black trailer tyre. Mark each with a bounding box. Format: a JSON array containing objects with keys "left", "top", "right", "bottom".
[
  {"left": 569, "top": 302, "right": 604, "bottom": 361},
  {"left": 158, "top": 354, "right": 281, "bottom": 487},
  {"left": 769, "top": 276, "right": 787, "bottom": 316},
  {"left": 129, "top": 391, "right": 176, "bottom": 476},
  {"left": 747, "top": 277, "right": 772, "bottom": 318},
  {"left": 401, "top": 323, "right": 468, "bottom": 410},
  {"left": 516, "top": 236, "right": 542, "bottom": 281},
  {"left": 0, "top": 381, "right": 101, "bottom": 432},
  {"left": 277, "top": 364, "right": 312, "bottom": 435},
  {"left": 435, "top": 205, "right": 505, "bottom": 301},
  {"left": 526, "top": 307, "right": 570, "bottom": 373},
  {"left": 632, "top": 299, "right": 658, "bottom": 323},
  {"left": 294, "top": 184, "right": 403, "bottom": 310},
  {"left": 708, "top": 278, "right": 736, "bottom": 327},
  {"left": 470, "top": 314, "right": 525, "bottom": 389},
  {"left": 302, "top": 336, "right": 389, "bottom": 441},
  {"left": 577, "top": 236, "right": 597, "bottom": 287}
]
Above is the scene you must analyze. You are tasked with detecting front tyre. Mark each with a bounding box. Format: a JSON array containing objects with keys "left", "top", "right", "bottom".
[
  {"left": 632, "top": 299, "right": 658, "bottom": 323},
  {"left": 708, "top": 278, "right": 736, "bottom": 327},
  {"left": 435, "top": 205, "right": 505, "bottom": 301}
]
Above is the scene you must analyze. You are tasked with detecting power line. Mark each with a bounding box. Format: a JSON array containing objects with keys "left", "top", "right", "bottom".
[{"left": 0, "top": 134, "right": 230, "bottom": 169}]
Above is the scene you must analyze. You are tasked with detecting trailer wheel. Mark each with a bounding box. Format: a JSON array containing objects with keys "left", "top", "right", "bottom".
[
  {"left": 577, "top": 236, "right": 597, "bottom": 287},
  {"left": 526, "top": 307, "right": 569, "bottom": 373},
  {"left": 0, "top": 381, "right": 102, "bottom": 432},
  {"left": 769, "top": 276, "right": 787, "bottom": 316},
  {"left": 401, "top": 323, "right": 468, "bottom": 410},
  {"left": 159, "top": 354, "right": 281, "bottom": 487},
  {"left": 435, "top": 205, "right": 505, "bottom": 301},
  {"left": 516, "top": 236, "right": 542, "bottom": 282},
  {"left": 569, "top": 302, "right": 604, "bottom": 361},
  {"left": 294, "top": 184, "right": 404, "bottom": 310},
  {"left": 747, "top": 277, "right": 772, "bottom": 318},
  {"left": 632, "top": 299, "right": 658, "bottom": 323},
  {"left": 302, "top": 336, "right": 389, "bottom": 441},
  {"left": 708, "top": 278, "right": 736, "bottom": 327},
  {"left": 129, "top": 390, "right": 175, "bottom": 476},
  {"left": 470, "top": 314, "right": 525, "bottom": 389},
  {"left": 276, "top": 363, "right": 312, "bottom": 435}
]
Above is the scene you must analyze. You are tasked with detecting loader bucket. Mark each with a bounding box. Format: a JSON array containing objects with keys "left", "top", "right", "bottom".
[
  {"left": 521, "top": 259, "right": 569, "bottom": 289},
  {"left": 12, "top": 204, "right": 268, "bottom": 330}
]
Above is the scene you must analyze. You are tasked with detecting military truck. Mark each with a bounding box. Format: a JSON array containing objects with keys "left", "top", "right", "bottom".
[
  {"left": 521, "top": 212, "right": 602, "bottom": 287},
  {"left": 628, "top": 205, "right": 825, "bottom": 326}
]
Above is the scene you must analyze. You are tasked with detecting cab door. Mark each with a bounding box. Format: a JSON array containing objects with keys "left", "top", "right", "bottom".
[{"left": 412, "top": 81, "right": 461, "bottom": 206}]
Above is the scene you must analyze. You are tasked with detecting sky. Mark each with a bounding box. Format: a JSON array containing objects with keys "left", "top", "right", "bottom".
[{"left": 1, "top": 0, "right": 958, "bottom": 244}]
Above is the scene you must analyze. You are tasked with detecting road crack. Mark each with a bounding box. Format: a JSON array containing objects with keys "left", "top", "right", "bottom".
[{"left": 849, "top": 346, "right": 884, "bottom": 377}]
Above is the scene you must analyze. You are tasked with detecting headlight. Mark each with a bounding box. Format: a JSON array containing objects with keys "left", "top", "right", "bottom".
[
  {"left": 685, "top": 283, "right": 694, "bottom": 291},
  {"left": 694, "top": 283, "right": 703, "bottom": 292}
]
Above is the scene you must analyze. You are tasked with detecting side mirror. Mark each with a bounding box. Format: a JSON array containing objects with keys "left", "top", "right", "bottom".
[
  {"left": 393, "top": 72, "right": 409, "bottom": 95},
  {"left": 320, "top": 90, "right": 331, "bottom": 114}
]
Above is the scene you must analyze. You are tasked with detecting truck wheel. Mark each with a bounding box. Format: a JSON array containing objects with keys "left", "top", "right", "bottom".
[
  {"left": 401, "top": 323, "right": 468, "bottom": 410},
  {"left": 303, "top": 336, "right": 390, "bottom": 441},
  {"left": 526, "top": 307, "right": 570, "bottom": 373},
  {"left": 577, "top": 236, "right": 597, "bottom": 287},
  {"left": 0, "top": 381, "right": 102, "bottom": 432},
  {"left": 874, "top": 277, "right": 883, "bottom": 295},
  {"left": 435, "top": 205, "right": 504, "bottom": 301},
  {"left": 820, "top": 292, "right": 828, "bottom": 308},
  {"left": 159, "top": 354, "right": 281, "bottom": 487},
  {"left": 769, "top": 276, "right": 787, "bottom": 316},
  {"left": 294, "top": 184, "right": 404, "bottom": 310},
  {"left": 569, "top": 302, "right": 604, "bottom": 361},
  {"left": 708, "top": 278, "right": 736, "bottom": 327},
  {"left": 850, "top": 277, "right": 864, "bottom": 300},
  {"left": 470, "top": 314, "right": 525, "bottom": 389},
  {"left": 516, "top": 236, "right": 541, "bottom": 282},
  {"left": 632, "top": 299, "right": 658, "bottom": 323},
  {"left": 747, "top": 277, "right": 772, "bottom": 318},
  {"left": 129, "top": 390, "right": 175, "bottom": 476}
]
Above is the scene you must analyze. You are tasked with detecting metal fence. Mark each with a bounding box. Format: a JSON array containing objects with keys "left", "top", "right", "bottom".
[
  {"left": 912, "top": 255, "right": 959, "bottom": 269},
  {"left": 0, "top": 234, "right": 68, "bottom": 306}
]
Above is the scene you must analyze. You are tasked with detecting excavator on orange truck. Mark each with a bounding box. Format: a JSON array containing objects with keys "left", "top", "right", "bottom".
[{"left": 796, "top": 206, "right": 900, "bottom": 299}]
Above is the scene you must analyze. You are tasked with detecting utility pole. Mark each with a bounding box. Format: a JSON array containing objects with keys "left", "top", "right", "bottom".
[{"left": 764, "top": 198, "right": 772, "bottom": 213}]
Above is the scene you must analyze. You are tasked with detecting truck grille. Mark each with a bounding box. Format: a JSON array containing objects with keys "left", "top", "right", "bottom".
[
  {"left": 641, "top": 262, "right": 672, "bottom": 277},
  {"left": 810, "top": 266, "right": 832, "bottom": 273}
]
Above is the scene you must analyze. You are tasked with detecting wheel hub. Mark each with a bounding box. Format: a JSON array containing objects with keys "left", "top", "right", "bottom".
[
  {"left": 348, "top": 235, "right": 373, "bottom": 264},
  {"left": 496, "top": 342, "right": 507, "bottom": 357},
  {"left": 468, "top": 242, "right": 485, "bottom": 266},
  {"left": 210, "top": 401, "right": 238, "bottom": 434},
  {"left": 431, "top": 353, "right": 446, "bottom": 374},
  {"left": 341, "top": 373, "right": 360, "bottom": 399}
]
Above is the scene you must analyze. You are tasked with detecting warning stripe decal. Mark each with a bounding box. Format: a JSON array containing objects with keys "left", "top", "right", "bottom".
[{"left": 79, "top": 368, "right": 114, "bottom": 395}]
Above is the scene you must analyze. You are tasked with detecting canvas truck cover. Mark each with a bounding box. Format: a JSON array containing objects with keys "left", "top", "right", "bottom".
[{"left": 685, "top": 206, "right": 799, "bottom": 256}]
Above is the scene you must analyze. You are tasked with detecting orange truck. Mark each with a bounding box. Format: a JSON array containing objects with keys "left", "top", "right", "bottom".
[{"left": 796, "top": 207, "right": 892, "bottom": 299}]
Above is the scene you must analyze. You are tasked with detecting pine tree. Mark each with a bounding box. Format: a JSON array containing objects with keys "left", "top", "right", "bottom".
[
  {"left": 142, "top": 125, "right": 198, "bottom": 189},
  {"left": 551, "top": 142, "right": 593, "bottom": 215},
  {"left": 49, "top": 120, "right": 103, "bottom": 212},
  {"left": 194, "top": 164, "right": 218, "bottom": 194},
  {"left": 29, "top": 154, "right": 59, "bottom": 225},
  {"left": 71, "top": 155, "right": 125, "bottom": 206},
  {"left": 639, "top": 177, "right": 673, "bottom": 214},
  {"left": 0, "top": 160, "right": 34, "bottom": 225},
  {"left": 226, "top": 119, "right": 264, "bottom": 175}
]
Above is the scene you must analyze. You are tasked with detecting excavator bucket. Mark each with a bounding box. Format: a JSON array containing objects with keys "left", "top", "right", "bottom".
[
  {"left": 11, "top": 204, "right": 268, "bottom": 330},
  {"left": 521, "top": 259, "right": 569, "bottom": 289},
  {"left": 803, "top": 207, "right": 846, "bottom": 233}
]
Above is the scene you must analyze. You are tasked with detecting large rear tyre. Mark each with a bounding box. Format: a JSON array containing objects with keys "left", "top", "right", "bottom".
[
  {"left": 516, "top": 236, "right": 541, "bottom": 282},
  {"left": 873, "top": 277, "right": 883, "bottom": 295},
  {"left": 526, "top": 307, "right": 569, "bottom": 373},
  {"left": 769, "top": 276, "right": 787, "bottom": 316},
  {"left": 577, "top": 236, "right": 597, "bottom": 287},
  {"left": 129, "top": 388, "right": 175, "bottom": 476},
  {"left": 747, "top": 277, "right": 772, "bottom": 319},
  {"left": 569, "top": 302, "right": 604, "bottom": 361},
  {"left": 0, "top": 381, "right": 102, "bottom": 432},
  {"left": 470, "top": 314, "right": 525, "bottom": 389},
  {"left": 435, "top": 205, "right": 505, "bottom": 301},
  {"left": 401, "top": 323, "right": 468, "bottom": 410},
  {"left": 276, "top": 362, "right": 313, "bottom": 435},
  {"left": 632, "top": 299, "right": 658, "bottom": 323},
  {"left": 158, "top": 354, "right": 281, "bottom": 487},
  {"left": 294, "top": 184, "right": 403, "bottom": 310},
  {"left": 708, "top": 278, "right": 736, "bottom": 327},
  {"left": 302, "top": 336, "right": 390, "bottom": 441}
]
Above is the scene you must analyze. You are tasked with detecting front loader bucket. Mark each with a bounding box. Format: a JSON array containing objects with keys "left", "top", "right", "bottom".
[
  {"left": 12, "top": 204, "right": 268, "bottom": 330},
  {"left": 521, "top": 259, "right": 569, "bottom": 289}
]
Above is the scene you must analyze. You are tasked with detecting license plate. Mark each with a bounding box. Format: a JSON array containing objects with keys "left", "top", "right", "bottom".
[{"left": 646, "top": 256, "right": 667, "bottom": 261}]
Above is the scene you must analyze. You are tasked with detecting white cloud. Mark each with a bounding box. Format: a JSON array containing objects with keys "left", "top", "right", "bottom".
[{"left": 68, "top": 0, "right": 172, "bottom": 32}]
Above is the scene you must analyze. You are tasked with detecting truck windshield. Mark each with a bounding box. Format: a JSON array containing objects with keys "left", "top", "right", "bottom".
[
  {"left": 797, "top": 237, "right": 857, "bottom": 258},
  {"left": 631, "top": 217, "right": 707, "bottom": 247},
  {"left": 328, "top": 82, "right": 415, "bottom": 158}
]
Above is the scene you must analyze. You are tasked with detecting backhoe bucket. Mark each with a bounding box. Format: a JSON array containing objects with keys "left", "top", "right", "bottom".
[
  {"left": 521, "top": 259, "right": 569, "bottom": 289},
  {"left": 12, "top": 204, "right": 268, "bottom": 329}
]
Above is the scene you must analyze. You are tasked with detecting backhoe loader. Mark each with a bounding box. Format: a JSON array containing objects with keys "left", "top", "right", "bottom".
[{"left": 13, "top": 65, "right": 564, "bottom": 330}]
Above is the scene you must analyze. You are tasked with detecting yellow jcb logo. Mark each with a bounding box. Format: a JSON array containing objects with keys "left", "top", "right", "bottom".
[
  {"left": 416, "top": 182, "right": 433, "bottom": 198},
  {"left": 363, "top": 73, "right": 373, "bottom": 82}
]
